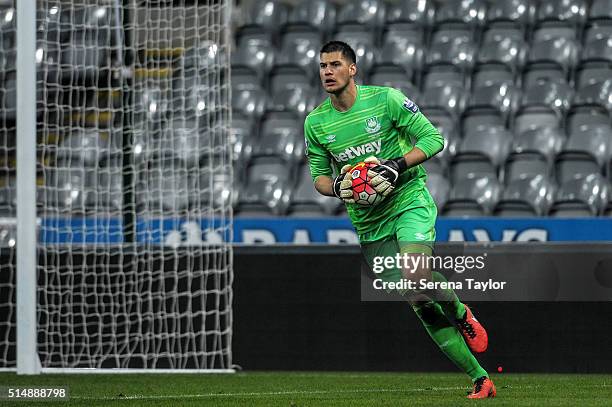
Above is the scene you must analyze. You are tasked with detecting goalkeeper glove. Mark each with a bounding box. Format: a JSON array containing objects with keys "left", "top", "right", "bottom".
[
  {"left": 333, "top": 164, "right": 354, "bottom": 203},
  {"left": 364, "top": 156, "right": 408, "bottom": 197}
]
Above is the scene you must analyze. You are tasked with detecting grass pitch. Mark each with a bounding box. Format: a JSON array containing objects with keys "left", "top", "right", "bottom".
[{"left": 0, "top": 372, "right": 611, "bottom": 406}]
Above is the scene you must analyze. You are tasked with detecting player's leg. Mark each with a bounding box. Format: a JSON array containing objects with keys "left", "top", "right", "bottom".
[
  {"left": 394, "top": 190, "right": 491, "bottom": 388},
  {"left": 396, "top": 190, "right": 488, "bottom": 353},
  {"left": 361, "top": 233, "right": 405, "bottom": 290},
  {"left": 395, "top": 256, "right": 489, "bottom": 385},
  {"left": 410, "top": 299, "right": 489, "bottom": 383},
  {"left": 395, "top": 191, "right": 464, "bottom": 319},
  {"left": 358, "top": 201, "right": 493, "bottom": 396}
]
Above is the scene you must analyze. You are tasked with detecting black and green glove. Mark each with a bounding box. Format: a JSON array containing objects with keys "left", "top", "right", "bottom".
[{"left": 365, "top": 156, "right": 408, "bottom": 197}]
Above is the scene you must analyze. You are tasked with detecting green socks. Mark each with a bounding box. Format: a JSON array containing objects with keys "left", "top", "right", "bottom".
[
  {"left": 412, "top": 301, "right": 488, "bottom": 381},
  {"left": 427, "top": 271, "right": 466, "bottom": 320}
]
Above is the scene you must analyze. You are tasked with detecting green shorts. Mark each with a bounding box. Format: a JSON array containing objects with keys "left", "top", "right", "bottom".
[{"left": 360, "top": 188, "right": 437, "bottom": 284}]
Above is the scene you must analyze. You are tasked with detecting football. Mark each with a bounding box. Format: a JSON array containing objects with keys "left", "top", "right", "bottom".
[{"left": 348, "top": 161, "right": 385, "bottom": 206}]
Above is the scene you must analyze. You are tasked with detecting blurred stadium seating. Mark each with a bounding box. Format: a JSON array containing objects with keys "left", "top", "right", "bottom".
[
  {"left": 227, "top": 0, "right": 612, "bottom": 218},
  {"left": 6, "top": 0, "right": 612, "bottom": 218}
]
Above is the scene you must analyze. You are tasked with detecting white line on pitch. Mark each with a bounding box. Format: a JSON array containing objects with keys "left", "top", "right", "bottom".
[
  {"left": 69, "top": 383, "right": 612, "bottom": 401},
  {"left": 71, "top": 386, "right": 469, "bottom": 401}
]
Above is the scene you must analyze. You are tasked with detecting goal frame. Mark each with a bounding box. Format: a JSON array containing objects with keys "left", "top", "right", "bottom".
[
  {"left": 14, "top": 0, "right": 234, "bottom": 375},
  {"left": 16, "top": 0, "right": 39, "bottom": 376}
]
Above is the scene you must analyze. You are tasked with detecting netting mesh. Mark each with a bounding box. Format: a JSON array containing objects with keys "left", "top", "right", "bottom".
[{"left": 0, "top": 0, "right": 232, "bottom": 370}]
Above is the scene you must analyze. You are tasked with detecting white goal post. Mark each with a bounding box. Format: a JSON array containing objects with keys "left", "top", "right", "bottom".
[
  {"left": 7, "top": 0, "right": 234, "bottom": 374},
  {"left": 16, "top": 0, "right": 39, "bottom": 376}
]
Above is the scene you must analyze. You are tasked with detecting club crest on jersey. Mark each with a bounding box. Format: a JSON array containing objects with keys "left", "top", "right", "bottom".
[
  {"left": 364, "top": 116, "right": 381, "bottom": 134},
  {"left": 402, "top": 98, "right": 419, "bottom": 114}
]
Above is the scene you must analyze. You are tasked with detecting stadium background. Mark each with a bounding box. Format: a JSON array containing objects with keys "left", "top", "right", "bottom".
[
  {"left": 0, "top": 0, "right": 610, "bottom": 390},
  {"left": 205, "top": 0, "right": 612, "bottom": 374},
  {"left": 231, "top": 0, "right": 612, "bottom": 222},
  {"left": 229, "top": 0, "right": 612, "bottom": 373}
]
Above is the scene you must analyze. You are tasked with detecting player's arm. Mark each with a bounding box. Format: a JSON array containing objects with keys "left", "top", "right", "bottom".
[
  {"left": 389, "top": 87, "right": 444, "bottom": 164},
  {"left": 304, "top": 120, "right": 353, "bottom": 202},
  {"left": 314, "top": 175, "right": 334, "bottom": 196},
  {"left": 315, "top": 172, "right": 353, "bottom": 202},
  {"left": 367, "top": 89, "right": 444, "bottom": 196},
  {"left": 398, "top": 145, "right": 428, "bottom": 169}
]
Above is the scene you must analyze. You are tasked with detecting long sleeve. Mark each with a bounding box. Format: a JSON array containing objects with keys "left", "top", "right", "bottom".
[
  {"left": 304, "top": 117, "right": 333, "bottom": 182},
  {"left": 386, "top": 87, "right": 444, "bottom": 158}
]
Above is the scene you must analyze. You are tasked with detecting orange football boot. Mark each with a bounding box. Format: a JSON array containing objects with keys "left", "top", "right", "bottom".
[
  {"left": 456, "top": 304, "right": 488, "bottom": 353},
  {"left": 467, "top": 376, "right": 497, "bottom": 399}
]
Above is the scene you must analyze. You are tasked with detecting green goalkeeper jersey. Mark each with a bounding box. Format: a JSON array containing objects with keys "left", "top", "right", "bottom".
[{"left": 304, "top": 85, "right": 444, "bottom": 234}]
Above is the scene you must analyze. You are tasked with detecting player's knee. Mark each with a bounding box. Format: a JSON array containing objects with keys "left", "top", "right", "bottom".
[
  {"left": 401, "top": 262, "right": 432, "bottom": 294},
  {"left": 400, "top": 252, "right": 431, "bottom": 278}
]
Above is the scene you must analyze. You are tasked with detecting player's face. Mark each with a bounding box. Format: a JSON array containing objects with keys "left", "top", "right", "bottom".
[{"left": 319, "top": 51, "right": 356, "bottom": 94}]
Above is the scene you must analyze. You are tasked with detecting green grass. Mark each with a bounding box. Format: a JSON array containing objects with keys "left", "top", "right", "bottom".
[{"left": 0, "top": 372, "right": 611, "bottom": 406}]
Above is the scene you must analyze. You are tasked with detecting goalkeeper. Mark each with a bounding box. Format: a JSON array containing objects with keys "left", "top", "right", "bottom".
[{"left": 304, "top": 41, "right": 496, "bottom": 399}]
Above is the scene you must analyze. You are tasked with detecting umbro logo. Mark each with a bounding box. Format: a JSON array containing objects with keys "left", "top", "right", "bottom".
[{"left": 326, "top": 134, "right": 336, "bottom": 143}]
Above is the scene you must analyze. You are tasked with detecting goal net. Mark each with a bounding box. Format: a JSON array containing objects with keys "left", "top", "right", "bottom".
[{"left": 1, "top": 0, "right": 233, "bottom": 371}]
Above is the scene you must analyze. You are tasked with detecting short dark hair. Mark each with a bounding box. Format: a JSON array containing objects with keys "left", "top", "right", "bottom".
[{"left": 320, "top": 41, "right": 356, "bottom": 64}]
